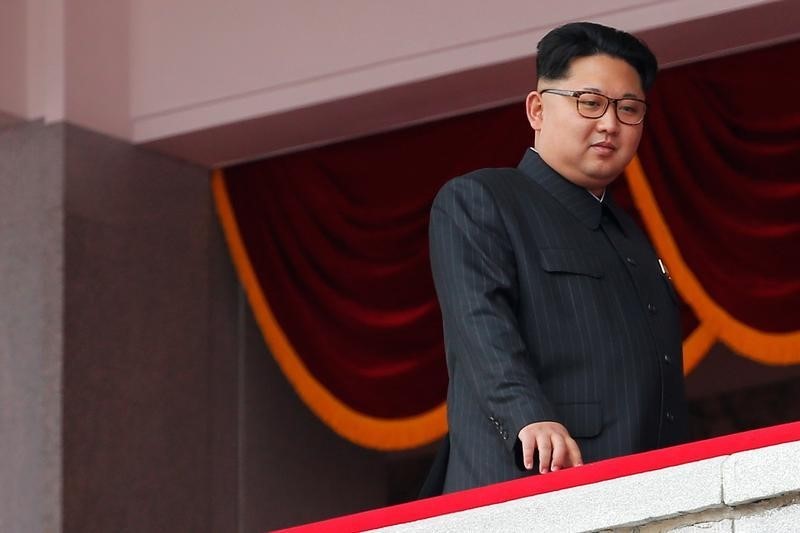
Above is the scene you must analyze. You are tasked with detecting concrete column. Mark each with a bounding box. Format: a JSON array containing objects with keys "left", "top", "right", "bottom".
[
  {"left": 61, "top": 124, "right": 237, "bottom": 532},
  {"left": 0, "top": 121, "right": 64, "bottom": 533},
  {"left": 1, "top": 121, "right": 240, "bottom": 533},
  {"left": 0, "top": 120, "right": 399, "bottom": 533}
]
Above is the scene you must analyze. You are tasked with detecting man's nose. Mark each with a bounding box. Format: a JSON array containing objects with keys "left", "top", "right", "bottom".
[{"left": 597, "top": 106, "right": 621, "bottom": 132}]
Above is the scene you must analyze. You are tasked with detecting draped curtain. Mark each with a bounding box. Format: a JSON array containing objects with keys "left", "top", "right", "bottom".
[{"left": 215, "top": 40, "right": 800, "bottom": 450}]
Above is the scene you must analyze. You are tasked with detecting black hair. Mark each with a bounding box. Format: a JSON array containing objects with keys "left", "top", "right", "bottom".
[{"left": 536, "top": 22, "right": 658, "bottom": 91}]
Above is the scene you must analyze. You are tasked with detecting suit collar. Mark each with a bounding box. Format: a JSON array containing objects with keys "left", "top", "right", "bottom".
[{"left": 518, "top": 148, "right": 605, "bottom": 230}]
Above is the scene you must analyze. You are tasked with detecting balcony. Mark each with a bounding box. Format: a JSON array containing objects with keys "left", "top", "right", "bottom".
[{"left": 276, "top": 421, "right": 800, "bottom": 532}]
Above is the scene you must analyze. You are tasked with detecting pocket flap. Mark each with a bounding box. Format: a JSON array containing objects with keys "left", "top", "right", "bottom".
[
  {"left": 539, "top": 249, "right": 603, "bottom": 278},
  {"left": 555, "top": 401, "right": 603, "bottom": 438}
]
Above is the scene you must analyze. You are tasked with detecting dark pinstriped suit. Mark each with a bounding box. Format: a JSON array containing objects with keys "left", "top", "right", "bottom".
[{"left": 429, "top": 149, "right": 687, "bottom": 492}]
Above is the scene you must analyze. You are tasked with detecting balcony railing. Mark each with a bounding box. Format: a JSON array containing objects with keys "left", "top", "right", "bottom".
[{"left": 275, "top": 421, "right": 800, "bottom": 532}]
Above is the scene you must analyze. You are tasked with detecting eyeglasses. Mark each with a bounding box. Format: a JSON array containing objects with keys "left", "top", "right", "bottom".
[{"left": 540, "top": 89, "right": 647, "bottom": 125}]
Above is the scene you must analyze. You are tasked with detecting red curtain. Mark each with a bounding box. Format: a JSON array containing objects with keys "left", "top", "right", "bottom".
[
  {"left": 218, "top": 40, "right": 800, "bottom": 449},
  {"left": 222, "top": 106, "right": 531, "bottom": 420},
  {"left": 638, "top": 41, "right": 800, "bottom": 332}
]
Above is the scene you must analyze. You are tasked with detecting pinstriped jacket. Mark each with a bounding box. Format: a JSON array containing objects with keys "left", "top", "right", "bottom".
[{"left": 429, "top": 149, "right": 687, "bottom": 492}]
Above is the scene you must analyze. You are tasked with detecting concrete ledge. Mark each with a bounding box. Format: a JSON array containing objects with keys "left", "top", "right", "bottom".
[
  {"left": 276, "top": 423, "right": 800, "bottom": 533},
  {"left": 375, "top": 441, "right": 800, "bottom": 532},
  {"left": 668, "top": 519, "right": 733, "bottom": 533},
  {"left": 734, "top": 501, "right": 800, "bottom": 532},
  {"left": 373, "top": 458, "right": 725, "bottom": 532},
  {"left": 722, "top": 440, "right": 800, "bottom": 505}
]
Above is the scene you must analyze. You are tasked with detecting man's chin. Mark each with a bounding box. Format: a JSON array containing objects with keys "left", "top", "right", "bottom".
[
  {"left": 574, "top": 173, "right": 619, "bottom": 192},
  {"left": 587, "top": 166, "right": 625, "bottom": 186}
]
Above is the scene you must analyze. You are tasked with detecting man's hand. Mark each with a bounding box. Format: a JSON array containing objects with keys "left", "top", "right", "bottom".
[{"left": 517, "top": 421, "right": 583, "bottom": 474}]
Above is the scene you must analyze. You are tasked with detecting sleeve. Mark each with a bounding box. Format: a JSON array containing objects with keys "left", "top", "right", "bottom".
[{"left": 429, "top": 175, "right": 558, "bottom": 452}]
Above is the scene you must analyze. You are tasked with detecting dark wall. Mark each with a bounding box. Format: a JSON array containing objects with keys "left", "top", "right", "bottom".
[
  {"left": 686, "top": 344, "right": 800, "bottom": 440},
  {"left": 239, "top": 296, "right": 392, "bottom": 531},
  {"left": 62, "top": 124, "right": 239, "bottom": 532},
  {"left": 0, "top": 121, "right": 400, "bottom": 533}
]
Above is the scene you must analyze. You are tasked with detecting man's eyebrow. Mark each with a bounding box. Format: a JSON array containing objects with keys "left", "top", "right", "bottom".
[{"left": 582, "top": 86, "right": 642, "bottom": 98}]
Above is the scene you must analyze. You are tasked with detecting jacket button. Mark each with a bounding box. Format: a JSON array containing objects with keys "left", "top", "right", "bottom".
[
  {"left": 648, "top": 303, "right": 657, "bottom": 314},
  {"left": 666, "top": 411, "right": 675, "bottom": 422},
  {"left": 663, "top": 354, "right": 671, "bottom": 364},
  {"left": 625, "top": 256, "right": 637, "bottom": 266}
]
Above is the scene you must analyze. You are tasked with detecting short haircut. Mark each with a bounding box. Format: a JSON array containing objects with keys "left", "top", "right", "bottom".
[{"left": 536, "top": 22, "right": 658, "bottom": 91}]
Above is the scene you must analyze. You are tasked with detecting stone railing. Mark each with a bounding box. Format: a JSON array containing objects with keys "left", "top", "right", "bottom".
[{"left": 275, "top": 421, "right": 800, "bottom": 532}]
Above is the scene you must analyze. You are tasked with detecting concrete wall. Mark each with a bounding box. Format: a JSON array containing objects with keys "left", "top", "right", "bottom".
[
  {"left": 372, "top": 439, "right": 800, "bottom": 532},
  {"left": 0, "top": 120, "right": 409, "bottom": 532},
  {"left": 3, "top": 0, "right": 799, "bottom": 165},
  {"left": 60, "top": 124, "right": 232, "bottom": 532},
  {"left": 127, "top": 0, "right": 791, "bottom": 143},
  {"left": 0, "top": 121, "right": 64, "bottom": 533},
  {"left": 0, "top": 120, "right": 236, "bottom": 533},
  {"left": 0, "top": 0, "right": 28, "bottom": 116},
  {"left": 0, "top": 0, "right": 64, "bottom": 123}
]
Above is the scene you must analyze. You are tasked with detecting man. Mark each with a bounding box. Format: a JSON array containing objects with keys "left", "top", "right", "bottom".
[{"left": 428, "top": 22, "right": 688, "bottom": 493}]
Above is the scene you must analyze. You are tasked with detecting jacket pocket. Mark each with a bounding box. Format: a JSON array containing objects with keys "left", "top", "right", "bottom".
[
  {"left": 539, "top": 248, "right": 604, "bottom": 278},
  {"left": 554, "top": 401, "right": 603, "bottom": 438}
]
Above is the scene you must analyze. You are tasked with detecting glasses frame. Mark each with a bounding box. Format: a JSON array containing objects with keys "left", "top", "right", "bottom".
[{"left": 539, "top": 89, "right": 648, "bottom": 125}]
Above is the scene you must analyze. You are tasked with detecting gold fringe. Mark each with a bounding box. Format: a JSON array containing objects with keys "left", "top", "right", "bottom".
[
  {"left": 626, "top": 156, "right": 800, "bottom": 368},
  {"left": 211, "top": 169, "right": 447, "bottom": 451}
]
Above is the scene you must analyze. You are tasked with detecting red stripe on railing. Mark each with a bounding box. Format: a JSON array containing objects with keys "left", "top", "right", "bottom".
[{"left": 273, "top": 421, "right": 800, "bottom": 532}]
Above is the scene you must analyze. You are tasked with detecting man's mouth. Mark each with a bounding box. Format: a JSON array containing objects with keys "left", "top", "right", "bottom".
[{"left": 590, "top": 141, "right": 616, "bottom": 154}]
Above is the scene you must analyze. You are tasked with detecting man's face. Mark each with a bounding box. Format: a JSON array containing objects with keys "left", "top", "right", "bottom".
[{"left": 526, "top": 54, "right": 645, "bottom": 194}]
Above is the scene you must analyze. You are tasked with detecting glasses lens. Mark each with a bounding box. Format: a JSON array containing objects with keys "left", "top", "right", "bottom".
[
  {"left": 576, "top": 93, "right": 608, "bottom": 118},
  {"left": 616, "top": 99, "right": 646, "bottom": 124}
]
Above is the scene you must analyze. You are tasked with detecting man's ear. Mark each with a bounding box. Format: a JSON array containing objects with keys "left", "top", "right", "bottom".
[{"left": 525, "top": 91, "right": 544, "bottom": 131}]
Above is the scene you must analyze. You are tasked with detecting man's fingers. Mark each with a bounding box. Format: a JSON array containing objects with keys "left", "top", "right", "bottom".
[
  {"left": 518, "top": 422, "right": 583, "bottom": 473},
  {"left": 536, "top": 434, "right": 553, "bottom": 474},
  {"left": 522, "top": 438, "right": 536, "bottom": 470},
  {"left": 566, "top": 437, "right": 584, "bottom": 467},
  {"left": 550, "top": 435, "right": 566, "bottom": 471}
]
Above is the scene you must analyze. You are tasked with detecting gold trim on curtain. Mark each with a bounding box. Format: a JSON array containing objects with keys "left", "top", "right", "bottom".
[
  {"left": 626, "top": 155, "right": 800, "bottom": 370},
  {"left": 212, "top": 169, "right": 447, "bottom": 450}
]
